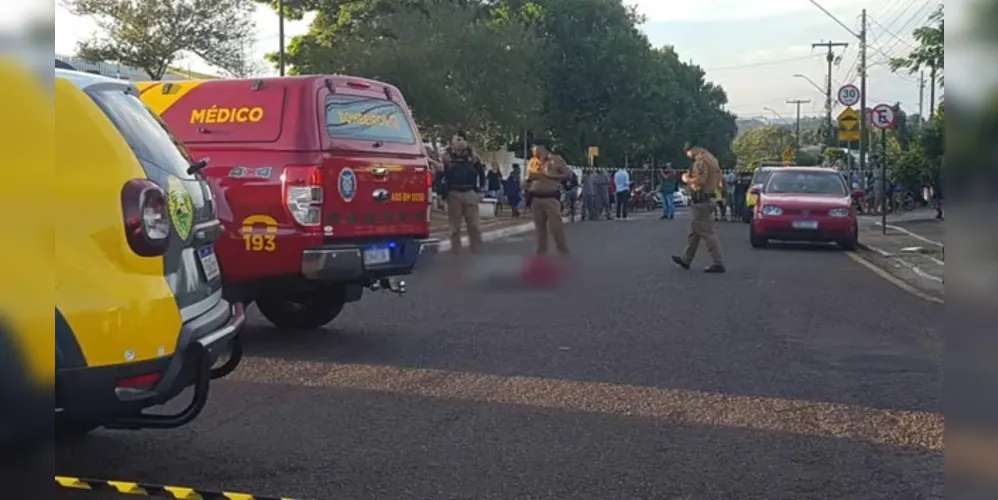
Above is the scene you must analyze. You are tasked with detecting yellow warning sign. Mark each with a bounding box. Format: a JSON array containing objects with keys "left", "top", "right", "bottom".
[
  {"left": 782, "top": 147, "right": 794, "bottom": 165},
  {"left": 837, "top": 107, "right": 861, "bottom": 142}
]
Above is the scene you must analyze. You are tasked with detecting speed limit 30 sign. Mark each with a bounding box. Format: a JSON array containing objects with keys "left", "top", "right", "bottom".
[
  {"left": 837, "top": 84, "right": 860, "bottom": 107},
  {"left": 871, "top": 103, "right": 897, "bottom": 130}
]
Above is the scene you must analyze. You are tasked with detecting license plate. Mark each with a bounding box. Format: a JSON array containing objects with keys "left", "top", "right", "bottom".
[
  {"left": 197, "top": 246, "right": 221, "bottom": 281},
  {"left": 363, "top": 247, "right": 391, "bottom": 266},
  {"left": 792, "top": 220, "right": 819, "bottom": 230}
]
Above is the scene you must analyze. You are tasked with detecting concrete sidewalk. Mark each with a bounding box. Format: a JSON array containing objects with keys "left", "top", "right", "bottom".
[{"left": 857, "top": 215, "right": 944, "bottom": 297}]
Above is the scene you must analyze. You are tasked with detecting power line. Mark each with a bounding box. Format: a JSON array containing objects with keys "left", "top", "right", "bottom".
[
  {"left": 879, "top": 1, "right": 939, "bottom": 57},
  {"left": 704, "top": 54, "right": 823, "bottom": 72},
  {"left": 878, "top": 0, "right": 922, "bottom": 35},
  {"left": 868, "top": 16, "right": 916, "bottom": 51},
  {"left": 871, "top": 0, "right": 907, "bottom": 22}
]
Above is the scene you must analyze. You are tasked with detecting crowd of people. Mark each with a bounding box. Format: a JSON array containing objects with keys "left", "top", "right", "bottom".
[{"left": 430, "top": 132, "right": 743, "bottom": 275}]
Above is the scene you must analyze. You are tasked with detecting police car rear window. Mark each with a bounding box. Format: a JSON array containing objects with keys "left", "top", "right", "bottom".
[
  {"left": 324, "top": 95, "right": 417, "bottom": 144},
  {"left": 90, "top": 88, "right": 195, "bottom": 180}
]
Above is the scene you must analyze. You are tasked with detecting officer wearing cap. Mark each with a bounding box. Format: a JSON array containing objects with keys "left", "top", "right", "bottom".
[
  {"left": 441, "top": 131, "right": 486, "bottom": 253},
  {"left": 672, "top": 145, "right": 725, "bottom": 273}
]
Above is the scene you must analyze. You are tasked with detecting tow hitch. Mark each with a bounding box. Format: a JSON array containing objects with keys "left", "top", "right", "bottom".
[{"left": 369, "top": 277, "right": 407, "bottom": 296}]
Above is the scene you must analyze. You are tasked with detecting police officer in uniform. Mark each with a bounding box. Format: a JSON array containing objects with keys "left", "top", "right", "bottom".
[
  {"left": 672, "top": 145, "right": 726, "bottom": 273},
  {"left": 524, "top": 139, "right": 571, "bottom": 255},
  {"left": 441, "top": 131, "right": 486, "bottom": 253}
]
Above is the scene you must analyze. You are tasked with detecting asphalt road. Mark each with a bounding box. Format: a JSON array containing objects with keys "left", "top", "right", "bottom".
[{"left": 56, "top": 210, "right": 944, "bottom": 500}]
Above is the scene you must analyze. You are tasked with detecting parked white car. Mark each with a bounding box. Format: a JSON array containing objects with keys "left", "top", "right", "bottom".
[{"left": 672, "top": 190, "right": 690, "bottom": 207}]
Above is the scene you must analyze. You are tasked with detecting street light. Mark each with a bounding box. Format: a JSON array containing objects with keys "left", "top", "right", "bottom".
[{"left": 793, "top": 74, "right": 825, "bottom": 95}]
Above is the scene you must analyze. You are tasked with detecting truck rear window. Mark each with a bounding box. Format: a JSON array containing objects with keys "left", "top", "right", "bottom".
[{"left": 324, "top": 95, "right": 416, "bottom": 144}]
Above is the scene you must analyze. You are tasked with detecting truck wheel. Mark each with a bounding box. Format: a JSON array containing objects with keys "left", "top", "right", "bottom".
[{"left": 256, "top": 289, "right": 347, "bottom": 331}]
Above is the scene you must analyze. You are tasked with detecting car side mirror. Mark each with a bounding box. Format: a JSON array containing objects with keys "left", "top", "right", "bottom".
[
  {"left": 749, "top": 187, "right": 760, "bottom": 196},
  {"left": 851, "top": 189, "right": 865, "bottom": 199}
]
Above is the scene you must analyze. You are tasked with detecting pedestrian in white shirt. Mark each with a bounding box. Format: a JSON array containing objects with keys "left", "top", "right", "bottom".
[{"left": 613, "top": 167, "right": 631, "bottom": 219}]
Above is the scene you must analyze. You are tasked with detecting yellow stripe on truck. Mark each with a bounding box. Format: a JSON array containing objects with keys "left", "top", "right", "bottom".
[{"left": 134, "top": 81, "right": 206, "bottom": 116}]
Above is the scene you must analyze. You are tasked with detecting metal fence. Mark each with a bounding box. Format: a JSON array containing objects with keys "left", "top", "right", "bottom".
[{"left": 54, "top": 53, "right": 217, "bottom": 81}]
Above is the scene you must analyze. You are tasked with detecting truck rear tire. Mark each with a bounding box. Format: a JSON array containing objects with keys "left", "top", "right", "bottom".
[{"left": 256, "top": 289, "right": 347, "bottom": 331}]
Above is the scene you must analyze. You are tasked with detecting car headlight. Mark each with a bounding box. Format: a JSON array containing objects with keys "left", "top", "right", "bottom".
[
  {"left": 828, "top": 208, "right": 850, "bottom": 218},
  {"left": 761, "top": 205, "right": 783, "bottom": 216}
]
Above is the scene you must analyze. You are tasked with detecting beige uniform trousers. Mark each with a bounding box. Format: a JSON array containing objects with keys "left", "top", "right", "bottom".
[
  {"left": 447, "top": 190, "right": 483, "bottom": 253},
  {"left": 683, "top": 201, "right": 724, "bottom": 265},
  {"left": 531, "top": 197, "right": 569, "bottom": 255}
]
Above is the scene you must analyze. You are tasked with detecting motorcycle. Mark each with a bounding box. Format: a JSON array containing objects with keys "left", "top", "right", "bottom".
[
  {"left": 630, "top": 185, "right": 650, "bottom": 210},
  {"left": 648, "top": 191, "right": 664, "bottom": 209}
]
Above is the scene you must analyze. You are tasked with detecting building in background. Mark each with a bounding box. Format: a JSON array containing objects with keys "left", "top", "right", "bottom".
[{"left": 55, "top": 53, "right": 219, "bottom": 81}]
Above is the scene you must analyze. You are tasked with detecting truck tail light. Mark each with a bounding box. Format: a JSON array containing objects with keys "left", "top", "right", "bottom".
[
  {"left": 121, "top": 179, "right": 171, "bottom": 257},
  {"left": 282, "top": 165, "right": 323, "bottom": 229}
]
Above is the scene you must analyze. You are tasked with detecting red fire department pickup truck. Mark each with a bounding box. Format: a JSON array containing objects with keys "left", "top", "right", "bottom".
[{"left": 137, "top": 75, "right": 439, "bottom": 330}]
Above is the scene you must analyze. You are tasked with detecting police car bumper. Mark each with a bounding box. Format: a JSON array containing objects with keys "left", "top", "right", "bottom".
[
  {"left": 55, "top": 301, "right": 245, "bottom": 430},
  {"left": 301, "top": 237, "right": 441, "bottom": 282}
]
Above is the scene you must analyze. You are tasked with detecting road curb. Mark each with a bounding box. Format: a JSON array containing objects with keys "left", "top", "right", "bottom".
[
  {"left": 873, "top": 221, "right": 944, "bottom": 248},
  {"left": 856, "top": 241, "right": 944, "bottom": 284}
]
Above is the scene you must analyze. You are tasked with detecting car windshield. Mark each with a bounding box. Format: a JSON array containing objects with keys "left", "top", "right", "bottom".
[
  {"left": 751, "top": 170, "right": 772, "bottom": 187},
  {"left": 765, "top": 171, "right": 848, "bottom": 196}
]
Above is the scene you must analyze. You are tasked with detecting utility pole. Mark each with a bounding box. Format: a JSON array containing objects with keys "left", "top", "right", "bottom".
[
  {"left": 859, "top": 9, "right": 867, "bottom": 175},
  {"left": 278, "top": 0, "right": 286, "bottom": 76},
  {"left": 929, "top": 65, "right": 937, "bottom": 118},
  {"left": 812, "top": 40, "right": 849, "bottom": 147},
  {"left": 786, "top": 98, "right": 811, "bottom": 147},
  {"left": 918, "top": 71, "right": 925, "bottom": 122}
]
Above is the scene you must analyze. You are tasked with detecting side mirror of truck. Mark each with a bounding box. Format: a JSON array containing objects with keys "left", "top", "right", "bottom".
[{"left": 749, "top": 187, "right": 761, "bottom": 196}]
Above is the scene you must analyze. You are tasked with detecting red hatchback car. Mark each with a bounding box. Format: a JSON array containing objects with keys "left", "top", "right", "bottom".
[{"left": 749, "top": 167, "right": 862, "bottom": 250}]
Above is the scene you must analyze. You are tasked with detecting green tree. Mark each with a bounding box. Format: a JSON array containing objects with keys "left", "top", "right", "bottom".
[
  {"left": 63, "top": 0, "right": 257, "bottom": 79},
  {"left": 273, "top": 0, "right": 542, "bottom": 148},
  {"left": 794, "top": 149, "right": 821, "bottom": 166},
  {"left": 889, "top": 5, "right": 943, "bottom": 85},
  {"left": 272, "top": 0, "right": 737, "bottom": 165},
  {"left": 731, "top": 125, "right": 795, "bottom": 168}
]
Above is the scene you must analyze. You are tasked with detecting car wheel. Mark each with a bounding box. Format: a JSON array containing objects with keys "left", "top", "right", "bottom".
[
  {"left": 749, "top": 224, "right": 767, "bottom": 248},
  {"left": 256, "top": 287, "right": 347, "bottom": 330},
  {"left": 838, "top": 223, "right": 859, "bottom": 251}
]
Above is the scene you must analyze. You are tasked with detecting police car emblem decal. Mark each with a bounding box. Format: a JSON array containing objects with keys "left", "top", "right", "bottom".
[
  {"left": 167, "top": 176, "right": 195, "bottom": 240},
  {"left": 339, "top": 168, "right": 357, "bottom": 202}
]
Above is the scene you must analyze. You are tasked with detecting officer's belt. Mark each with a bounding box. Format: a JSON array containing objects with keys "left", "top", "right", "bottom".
[
  {"left": 530, "top": 191, "right": 560, "bottom": 199},
  {"left": 690, "top": 191, "right": 716, "bottom": 203}
]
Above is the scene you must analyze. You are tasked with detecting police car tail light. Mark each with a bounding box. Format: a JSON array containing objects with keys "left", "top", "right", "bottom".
[
  {"left": 121, "top": 179, "right": 170, "bottom": 257},
  {"left": 282, "top": 165, "right": 323, "bottom": 229}
]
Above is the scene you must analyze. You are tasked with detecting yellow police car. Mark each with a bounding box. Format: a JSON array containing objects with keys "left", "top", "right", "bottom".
[
  {"left": 54, "top": 67, "right": 245, "bottom": 438},
  {"left": 743, "top": 166, "right": 781, "bottom": 223}
]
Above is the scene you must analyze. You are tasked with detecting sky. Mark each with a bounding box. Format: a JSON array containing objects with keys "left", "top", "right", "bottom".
[{"left": 52, "top": 0, "right": 944, "bottom": 119}]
